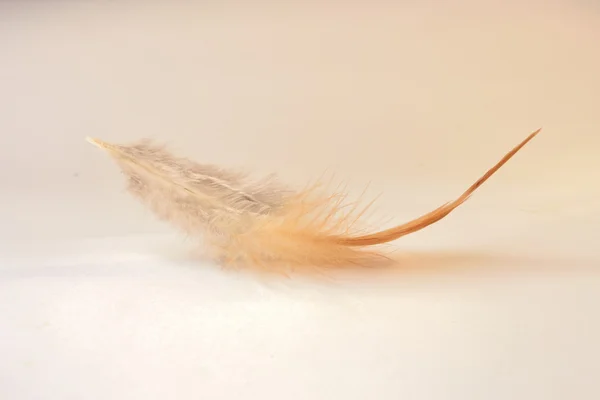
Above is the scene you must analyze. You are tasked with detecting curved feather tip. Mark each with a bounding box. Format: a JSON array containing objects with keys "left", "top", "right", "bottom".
[{"left": 87, "top": 128, "right": 541, "bottom": 272}]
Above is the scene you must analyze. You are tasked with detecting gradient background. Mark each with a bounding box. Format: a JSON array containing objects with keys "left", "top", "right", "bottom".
[{"left": 1, "top": 1, "right": 599, "bottom": 399}]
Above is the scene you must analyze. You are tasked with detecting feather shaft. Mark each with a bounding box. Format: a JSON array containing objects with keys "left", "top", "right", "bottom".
[{"left": 335, "top": 128, "right": 541, "bottom": 246}]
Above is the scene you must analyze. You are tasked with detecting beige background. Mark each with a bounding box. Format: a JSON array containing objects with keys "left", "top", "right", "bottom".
[{"left": 0, "top": 1, "right": 599, "bottom": 399}]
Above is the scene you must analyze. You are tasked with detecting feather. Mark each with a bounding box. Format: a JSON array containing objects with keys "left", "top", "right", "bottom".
[{"left": 87, "top": 128, "right": 540, "bottom": 272}]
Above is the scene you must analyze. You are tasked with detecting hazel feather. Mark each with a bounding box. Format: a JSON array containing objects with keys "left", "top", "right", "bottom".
[{"left": 87, "top": 128, "right": 540, "bottom": 270}]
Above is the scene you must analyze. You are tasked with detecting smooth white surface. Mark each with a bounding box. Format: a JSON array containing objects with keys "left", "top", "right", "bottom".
[{"left": 1, "top": 2, "right": 599, "bottom": 399}]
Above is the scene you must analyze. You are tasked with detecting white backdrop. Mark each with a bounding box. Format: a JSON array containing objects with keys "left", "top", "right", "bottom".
[{"left": 1, "top": 1, "right": 599, "bottom": 399}]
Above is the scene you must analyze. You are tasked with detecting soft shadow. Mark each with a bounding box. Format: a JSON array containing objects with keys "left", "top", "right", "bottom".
[
  {"left": 337, "top": 249, "right": 599, "bottom": 280},
  {"left": 158, "top": 243, "right": 599, "bottom": 285}
]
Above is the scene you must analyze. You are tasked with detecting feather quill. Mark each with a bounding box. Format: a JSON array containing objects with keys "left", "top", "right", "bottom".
[{"left": 87, "top": 128, "right": 540, "bottom": 272}]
